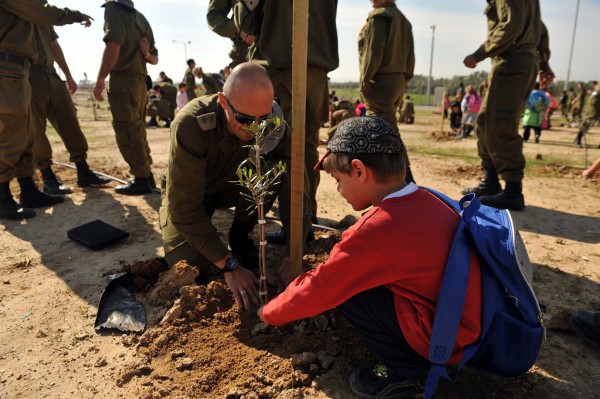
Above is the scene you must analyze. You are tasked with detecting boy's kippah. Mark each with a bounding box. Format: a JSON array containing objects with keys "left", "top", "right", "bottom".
[
  {"left": 314, "top": 116, "right": 404, "bottom": 171},
  {"left": 327, "top": 116, "right": 403, "bottom": 154}
]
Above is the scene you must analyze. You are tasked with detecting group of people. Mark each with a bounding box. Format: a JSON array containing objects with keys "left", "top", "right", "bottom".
[{"left": 1, "top": 0, "right": 567, "bottom": 397}]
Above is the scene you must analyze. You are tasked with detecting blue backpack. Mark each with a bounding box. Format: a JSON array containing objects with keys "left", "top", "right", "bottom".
[{"left": 422, "top": 188, "right": 544, "bottom": 399}]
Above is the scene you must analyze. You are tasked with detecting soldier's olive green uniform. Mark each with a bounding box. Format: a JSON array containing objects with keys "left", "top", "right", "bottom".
[
  {"left": 31, "top": 26, "right": 88, "bottom": 170},
  {"left": 358, "top": 4, "right": 414, "bottom": 131},
  {"left": 147, "top": 97, "right": 171, "bottom": 120},
  {"left": 103, "top": 0, "right": 157, "bottom": 178},
  {"left": 245, "top": 0, "right": 338, "bottom": 220},
  {"left": 183, "top": 67, "right": 196, "bottom": 101},
  {"left": 207, "top": 0, "right": 248, "bottom": 68},
  {"left": 400, "top": 99, "right": 415, "bottom": 123},
  {"left": 571, "top": 87, "right": 587, "bottom": 121},
  {"left": 472, "top": 0, "right": 548, "bottom": 183},
  {"left": 159, "top": 95, "right": 311, "bottom": 272},
  {"left": 201, "top": 73, "right": 219, "bottom": 95},
  {"left": 0, "top": 2, "right": 88, "bottom": 184},
  {"left": 358, "top": 3, "right": 414, "bottom": 181},
  {"left": 574, "top": 83, "right": 600, "bottom": 145},
  {"left": 159, "top": 82, "right": 177, "bottom": 119}
]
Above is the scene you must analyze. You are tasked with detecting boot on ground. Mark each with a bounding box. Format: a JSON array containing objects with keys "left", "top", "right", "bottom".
[
  {"left": 114, "top": 177, "right": 153, "bottom": 195},
  {"left": 461, "top": 167, "right": 502, "bottom": 197},
  {"left": 41, "top": 167, "right": 72, "bottom": 195},
  {"left": 0, "top": 182, "right": 36, "bottom": 220},
  {"left": 18, "top": 177, "right": 64, "bottom": 209},
  {"left": 76, "top": 161, "right": 111, "bottom": 187},
  {"left": 479, "top": 181, "right": 525, "bottom": 211}
]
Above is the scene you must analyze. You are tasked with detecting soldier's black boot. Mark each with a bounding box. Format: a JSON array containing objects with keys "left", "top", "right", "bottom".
[
  {"left": 18, "top": 177, "right": 65, "bottom": 208},
  {"left": 76, "top": 161, "right": 111, "bottom": 187},
  {"left": 479, "top": 181, "right": 525, "bottom": 211},
  {"left": 41, "top": 167, "right": 72, "bottom": 195},
  {"left": 228, "top": 218, "right": 259, "bottom": 270},
  {"left": 0, "top": 182, "right": 36, "bottom": 220},
  {"left": 114, "top": 177, "right": 153, "bottom": 196},
  {"left": 573, "top": 131, "right": 584, "bottom": 148},
  {"left": 461, "top": 167, "right": 502, "bottom": 197}
]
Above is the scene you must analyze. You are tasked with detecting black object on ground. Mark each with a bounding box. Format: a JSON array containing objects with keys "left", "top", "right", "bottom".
[
  {"left": 95, "top": 272, "right": 146, "bottom": 333},
  {"left": 67, "top": 219, "right": 129, "bottom": 250}
]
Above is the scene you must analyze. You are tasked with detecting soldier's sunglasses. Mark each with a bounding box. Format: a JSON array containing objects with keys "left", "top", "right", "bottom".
[{"left": 223, "top": 95, "right": 272, "bottom": 126}]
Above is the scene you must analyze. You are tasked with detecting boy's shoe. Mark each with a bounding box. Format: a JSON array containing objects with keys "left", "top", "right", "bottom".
[{"left": 349, "top": 364, "right": 425, "bottom": 399}]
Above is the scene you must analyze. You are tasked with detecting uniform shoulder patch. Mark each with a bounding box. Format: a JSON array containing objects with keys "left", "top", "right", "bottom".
[{"left": 196, "top": 112, "right": 217, "bottom": 131}]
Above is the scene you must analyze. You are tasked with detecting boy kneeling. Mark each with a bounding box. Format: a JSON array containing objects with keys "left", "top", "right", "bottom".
[{"left": 258, "top": 116, "right": 482, "bottom": 399}]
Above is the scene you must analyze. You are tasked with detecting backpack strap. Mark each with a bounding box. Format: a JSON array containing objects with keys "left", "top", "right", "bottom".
[{"left": 420, "top": 188, "right": 479, "bottom": 399}]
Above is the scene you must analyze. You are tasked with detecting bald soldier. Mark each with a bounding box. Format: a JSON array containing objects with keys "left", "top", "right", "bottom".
[
  {"left": 243, "top": 0, "right": 339, "bottom": 243},
  {"left": 31, "top": 25, "right": 111, "bottom": 195},
  {"left": 462, "top": 1, "right": 553, "bottom": 210},
  {"left": 93, "top": 0, "right": 158, "bottom": 196},
  {"left": 160, "top": 63, "right": 312, "bottom": 310},
  {"left": 206, "top": 0, "right": 253, "bottom": 68},
  {"left": 0, "top": 1, "right": 92, "bottom": 221}
]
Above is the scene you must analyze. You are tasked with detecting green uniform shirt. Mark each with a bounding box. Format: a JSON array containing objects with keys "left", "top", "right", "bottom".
[
  {"left": 402, "top": 100, "right": 415, "bottom": 116},
  {"left": 358, "top": 4, "right": 415, "bottom": 88},
  {"left": 246, "top": 0, "right": 338, "bottom": 71},
  {"left": 201, "top": 73, "right": 219, "bottom": 95},
  {"left": 207, "top": 0, "right": 239, "bottom": 39},
  {"left": 164, "top": 95, "right": 294, "bottom": 263},
  {"left": 0, "top": 1, "right": 87, "bottom": 61},
  {"left": 102, "top": 0, "right": 157, "bottom": 75},
  {"left": 33, "top": 26, "right": 58, "bottom": 67},
  {"left": 583, "top": 84, "right": 600, "bottom": 120},
  {"left": 184, "top": 67, "right": 195, "bottom": 89},
  {"left": 159, "top": 82, "right": 177, "bottom": 98},
  {"left": 472, "top": 0, "right": 542, "bottom": 63}
]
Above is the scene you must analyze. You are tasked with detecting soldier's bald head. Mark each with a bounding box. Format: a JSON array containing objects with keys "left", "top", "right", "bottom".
[{"left": 224, "top": 62, "right": 274, "bottom": 102}]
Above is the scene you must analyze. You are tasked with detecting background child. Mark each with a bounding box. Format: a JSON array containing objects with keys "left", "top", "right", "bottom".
[
  {"left": 450, "top": 98, "right": 463, "bottom": 136},
  {"left": 522, "top": 82, "right": 550, "bottom": 143},
  {"left": 258, "top": 116, "right": 482, "bottom": 398},
  {"left": 460, "top": 85, "right": 481, "bottom": 138}
]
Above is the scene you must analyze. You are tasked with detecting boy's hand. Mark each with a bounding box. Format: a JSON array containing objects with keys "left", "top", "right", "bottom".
[{"left": 257, "top": 306, "right": 267, "bottom": 323}]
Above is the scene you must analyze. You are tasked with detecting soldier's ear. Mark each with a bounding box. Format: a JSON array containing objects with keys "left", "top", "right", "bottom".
[{"left": 217, "top": 92, "right": 227, "bottom": 109}]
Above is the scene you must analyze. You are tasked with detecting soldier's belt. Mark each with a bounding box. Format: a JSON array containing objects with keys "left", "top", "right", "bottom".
[
  {"left": 0, "top": 51, "right": 32, "bottom": 69},
  {"left": 110, "top": 70, "right": 147, "bottom": 81},
  {"left": 31, "top": 64, "right": 57, "bottom": 75}
]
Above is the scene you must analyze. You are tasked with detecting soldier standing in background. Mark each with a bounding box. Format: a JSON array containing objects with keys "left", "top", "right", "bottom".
[
  {"left": 243, "top": 0, "right": 339, "bottom": 243},
  {"left": 207, "top": 0, "right": 254, "bottom": 68},
  {"left": 0, "top": 1, "right": 92, "bottom": 221},
  {"left": 31, "top": 25, "right": 111, "bottom": 195},
  {"left": 158, "top": 71, "right": 173, "bottom": 84},
  {"left": 183, "top": 58, "right": 197, "bottom": 101},
  {"left": 462, "top": 0, "right": 554, "bottom": 210},
  {"left": 93, "top": 0, "right": 159, "bottom": 196},
  {"left": 358, "top": 0, "right": 416, "bottom": 184}
]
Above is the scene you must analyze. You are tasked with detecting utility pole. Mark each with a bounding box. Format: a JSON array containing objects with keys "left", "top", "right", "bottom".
[
  {"left": 564, "top": 0, "right": 581, "bottom": 91},
  {"left": 172, "top": 40, "right": 191, "bottom": 62},
  {"left": 426, "top": 25, "right": 435, "bottom": 106}
]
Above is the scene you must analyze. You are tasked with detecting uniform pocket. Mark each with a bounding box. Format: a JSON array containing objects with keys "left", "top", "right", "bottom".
[{"left": 0, "top": 73, "right": 28, "bottom": 115}]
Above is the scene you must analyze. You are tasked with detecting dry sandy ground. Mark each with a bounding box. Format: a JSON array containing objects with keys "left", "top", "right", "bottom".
[{"left": 0, "top": 100, "right": 599, "bottom": 399}]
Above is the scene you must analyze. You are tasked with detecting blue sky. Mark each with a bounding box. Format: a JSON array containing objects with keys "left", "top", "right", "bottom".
[{"left": 50, "top": 0, "right": 599, "bottom": 84}]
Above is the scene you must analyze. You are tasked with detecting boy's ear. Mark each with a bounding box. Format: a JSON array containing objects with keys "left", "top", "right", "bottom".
[{"left": 351, "top": 159, "right": 368, "bottom": 182}]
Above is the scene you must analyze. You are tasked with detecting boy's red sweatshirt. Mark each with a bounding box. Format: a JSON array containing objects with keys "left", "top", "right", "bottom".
[{"left": 262, "top": 188, "right": 482, "bottom": 364}]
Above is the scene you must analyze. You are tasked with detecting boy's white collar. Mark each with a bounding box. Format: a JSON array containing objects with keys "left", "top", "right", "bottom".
[{"left": 382, "top": 182, "right": 418, "bottom": 201}]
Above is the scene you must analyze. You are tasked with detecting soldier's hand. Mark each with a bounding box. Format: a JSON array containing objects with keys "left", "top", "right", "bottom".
[
  {"left": 224, "top": 267, "right": 260, "bottom": 312},
  {"left": 93, "top": 80, "right": 105, "bottom": 101},
  {"left": 463, "top": 54, "right": 477, "bottom": 69},
  {"left": 81, "top": 15, "right": 93, "bottom": 28},
  {"left": 138, "top": 37, "right": 151, "bottom": 58},
  {"left": 67, "top": 76, "right": 78, "bottom": 94},
  {"left": 539, "top": 68, "right": 555, "bottom": 88}
]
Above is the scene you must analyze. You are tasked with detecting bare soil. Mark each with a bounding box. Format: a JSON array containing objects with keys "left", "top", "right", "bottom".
[{"left": 0, "top": 99, "right": 599, "bottom": 399}]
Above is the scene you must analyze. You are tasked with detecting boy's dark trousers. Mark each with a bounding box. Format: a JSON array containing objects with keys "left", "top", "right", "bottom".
[
  {"left": 339, "top": 286, "right": 431, "bottom": 380},
  {"left": 523, "top": 126, "right": 541, "bottom": 142}
]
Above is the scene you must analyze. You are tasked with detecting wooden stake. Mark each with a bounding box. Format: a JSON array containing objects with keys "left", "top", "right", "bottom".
[{"left": 290, "top": 0, "right": 309, "bottom": 278}]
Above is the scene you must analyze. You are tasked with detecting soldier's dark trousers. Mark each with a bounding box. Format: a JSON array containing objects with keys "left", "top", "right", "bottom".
[
  {"left": 30, "top": 68, "right": 89, "bottom": 170},
  {"left": 361, "top": 73, "right": 414, "bottom": 182},
  {"left": 267, "top": 65, "right": 328, "bottom": 220},
  {"left": 108, "top": 74, "right": 153, "bottom": 178},
  {"left": 476, "top": 54, "right": 538, "bottom": 183},
  {"left": 0, "top": 61, "right": 34, "bottom": 184}
]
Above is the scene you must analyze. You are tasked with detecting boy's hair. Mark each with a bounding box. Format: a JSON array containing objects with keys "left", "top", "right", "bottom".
[
  {"left": 315, "top": 116, "right": 406, "bottom": 182},
  {"left": 178, "top": 82, "right": 187, "bottom": 89}
]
